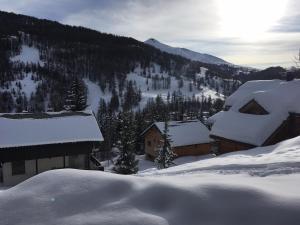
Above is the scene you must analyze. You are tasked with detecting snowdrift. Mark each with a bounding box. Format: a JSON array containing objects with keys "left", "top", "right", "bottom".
[{"left": 1, "top": 136, "right": 300, "bottom": 225}]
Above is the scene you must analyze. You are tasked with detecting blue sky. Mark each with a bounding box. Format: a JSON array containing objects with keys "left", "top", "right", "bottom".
[{"left": 1, "top": 0, "right": 300, "bottom": 68}]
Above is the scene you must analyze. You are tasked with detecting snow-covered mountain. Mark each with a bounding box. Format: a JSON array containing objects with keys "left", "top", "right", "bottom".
[{"left": 145, "top": 38, "right": 231, "bottom": 65}]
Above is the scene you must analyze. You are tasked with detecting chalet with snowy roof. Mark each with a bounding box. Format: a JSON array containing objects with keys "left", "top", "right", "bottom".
[
  {"left": 208, "top": 79, "right": 300, "bottom": 154},
  {"left": 142, "top": 120, "right": 212, "bottom": 159},
  {"left": 0, "top": 111, "right": 104, "bottom": 186}
]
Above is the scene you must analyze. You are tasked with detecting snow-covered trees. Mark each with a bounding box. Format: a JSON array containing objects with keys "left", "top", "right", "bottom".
[
  {"left": 155, "top": 120, "right": 176, "bottom": 169},
  {"left": 64, "top": 77, "right": 87, "bottom": 111},
  {"left": 113, "top": 111, "right": 138, "bottom": 174}
]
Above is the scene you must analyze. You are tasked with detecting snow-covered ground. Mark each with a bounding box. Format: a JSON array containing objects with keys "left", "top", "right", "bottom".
[
  {"left": 11, "top": 45, "right": 44, "bottom": 66},
  {"left": 84, "top": 64, "right": 224, "bottom": 113},
  {"left": 84, "top": 79, "right": 112, "bottom": 114},
  {"left": 1, "top": 136, "right": 300, "bottom": 225}
]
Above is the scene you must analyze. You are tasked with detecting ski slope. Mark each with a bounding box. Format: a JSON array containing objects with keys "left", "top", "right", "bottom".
[{"left": 1, "top": 136, "right": 300, "bottom": 225}]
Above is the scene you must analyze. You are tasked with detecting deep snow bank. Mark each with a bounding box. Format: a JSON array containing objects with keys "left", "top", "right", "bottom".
[
  {"left": 0, "top": 169, "right": 300, "bottom": 225},
  {"left": 2, "top": 136, "right": 300, "bottom": 225},
  {"left": 140, "top": 135, "right": 300, "bottom": 176}
]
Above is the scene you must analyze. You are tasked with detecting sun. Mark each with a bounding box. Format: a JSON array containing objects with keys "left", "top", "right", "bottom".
[{"left": 216, "top": 0, "right": 288, "bottom": 41}]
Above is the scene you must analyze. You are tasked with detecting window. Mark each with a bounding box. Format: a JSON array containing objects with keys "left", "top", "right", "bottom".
[{"left": 12, "top": 161, "right": 25, "bottom": 175}]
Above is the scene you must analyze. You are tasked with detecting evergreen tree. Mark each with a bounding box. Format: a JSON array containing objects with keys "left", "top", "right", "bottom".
[
  {"left": 64, "top": 77, "right": 87, "bottom": 111},
  {"left": 113, "top": 111, "right": 138, "bottom": 174},
  {"left": 155, "top": 119, "right": 176, "bottom": 169}
]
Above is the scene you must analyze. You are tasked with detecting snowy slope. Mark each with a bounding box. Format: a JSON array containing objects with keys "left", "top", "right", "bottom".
[
  {"left": 84, "top": 79, "right": 112, "bottom": 114},
  {"left": 84, "top": 65, "right": 224, "bottom": 113},
  {"left": 11, "top": 45, "right": 44, "bottom": 66},
  {"left": 145, "top": 38, "right": 230, "bottom": 65},
  {"left": 126, "top": 65, "right": 224, "bottom": 108},
  {"left": 0, "top": 73, "right": 40, "bottom": 99},
  {"left": 1, "top": 136, "right": 300, "bottom": 225},
  {"left": 140, "top": 135, "right": 300, "bottom": 176}
]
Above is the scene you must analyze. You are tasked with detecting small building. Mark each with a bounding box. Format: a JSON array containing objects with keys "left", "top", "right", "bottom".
[
  {"left": 142, "top": 120, "right": 212, "bottom": 160},
  {"left": 0, "top": 111, "right": 104, "bottom": 186},
  {"left": 208, "top": 79, "right": 300, "bottom": 154}
]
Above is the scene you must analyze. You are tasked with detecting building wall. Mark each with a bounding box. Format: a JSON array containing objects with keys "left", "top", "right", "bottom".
[
  {"left": 216, "top": 139, "right": 253, "bottom": 154},
  {"left": 1, "top": 154, "right": 88, "bottom": 186},
  {"left": 2, "top": 160, "right": 36, "bottom": 186},
  {"left": 144, "top": 127, "right": 211, "bottom": 159},
  {"left": 173, "top": 143, "right": 211, "bottom": 157},
  {"left": 290, "top": 114, "right": 300, "bottom": 137},
  {"left": 144, "top": 127, "right": 163, "bottom": 158}
]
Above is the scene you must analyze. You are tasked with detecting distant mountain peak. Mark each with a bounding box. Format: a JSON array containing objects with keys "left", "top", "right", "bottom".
[{"left": 144, "top": 38, "right": 231, "bottom": 65}]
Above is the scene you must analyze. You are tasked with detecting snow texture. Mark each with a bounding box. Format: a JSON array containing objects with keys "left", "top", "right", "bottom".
[
  {"left": 210, "top": 111, "right": 287, "bottom": 146},
  {"left": 145, "top": 38, "right": 230, "bottom": 65},
  {"left": 153, "top": 120, "right": 211, "bottom": 147},
  {"left": 0, "top": 111, "right": 103, "bottom": 148},
  {"left": 210, "top": 79, "right": 300, "bottom": 146},
  {"left": 126, "top": 65, "right": 223, "bottom": 109},
  {"left": 84, "top": 65, "right": 223, "bottom": 113},
  {"left": 1, "top": 136, "right": 300, "bottom": 225},
  {"left": 139, "top": 135, "right": 300, "bottom": 177},
  {"left": 226, "top": 79, "right": 300, "bottom": 114},
  {"left": 84, "top": 79, "right": 112, "bottom": 114},
  {"left": 10, "top": 45, "right": 44, "bottom": 66},
  {"left": 0, "top": 73, "right": 40, "bottom": 100}
]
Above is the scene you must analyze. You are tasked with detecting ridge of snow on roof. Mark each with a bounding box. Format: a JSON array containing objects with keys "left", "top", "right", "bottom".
[
  {"left": 0, "top": 111, "right": 103, "bottom": 148},
  {"left": 154, "top": 120, "right": 211, "bottom": 147},
  {"left": 210, "top": 111, "right": 287, "bottom": 146},
  {"left": 225, "top": 79, "right": 300, "bottom": 114},
  {"left": 210, "top": 79, "right": 300, "bottom": 146}
]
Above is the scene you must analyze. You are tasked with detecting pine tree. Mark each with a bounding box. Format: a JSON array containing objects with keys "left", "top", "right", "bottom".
[
  {"left": 155, "top": 120, "right": 176, "bottom": 169},
  {"left": 64, "top": 77, "right": 87, "bottom": 111},
  {"left": 113, "top": 111, "right": 138, "bottom": 174}
]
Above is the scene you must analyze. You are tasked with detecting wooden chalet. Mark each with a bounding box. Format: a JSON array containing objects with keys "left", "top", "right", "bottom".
[
  {"left": 142, "top": 120, "right": 212, "bottom": 160},
  {"left": 0, "top": 111, "right": 104, "bottom": 186},
  {"left": 208, "top": 79, "right": 300, "bottom": 154}
]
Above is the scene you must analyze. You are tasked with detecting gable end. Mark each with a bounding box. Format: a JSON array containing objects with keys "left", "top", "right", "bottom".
[{"left": 239, "top": 99, "right": 269, "bottom": 115}]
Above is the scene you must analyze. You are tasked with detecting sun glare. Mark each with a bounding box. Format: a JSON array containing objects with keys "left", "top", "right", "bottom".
[{"left": 217, "top": 0, "right": 288, "bottom": 41}]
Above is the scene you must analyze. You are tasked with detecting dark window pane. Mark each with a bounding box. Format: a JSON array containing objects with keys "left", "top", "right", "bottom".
[{"left": 12, "top": 161, "right": 25, "bottom": 175}]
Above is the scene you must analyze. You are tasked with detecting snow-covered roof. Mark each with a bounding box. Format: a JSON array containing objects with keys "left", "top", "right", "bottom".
[
  {"left": 210, "top": 111, "right": 287, "bottom": 146},
  {"left": 225, "top": 79, "right": 300, "bottom": 114},
  {"left": 153, "top": 120, "right": 211, "bottom": 147},
  {"left": 0, "top": 111, "right": 103, "bottom": 148},
  {"left": 210, "top": 79, "right": 300, "bottom": 146}
]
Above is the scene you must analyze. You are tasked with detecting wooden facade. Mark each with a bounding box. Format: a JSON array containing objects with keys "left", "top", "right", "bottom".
[
  {"left": 0, "top": 141, "right": 98, "bottom": 163},
  {"left": 143, "top": 126, "right": 211, "bottom": 159},
  {"left": 211, "top": 100, "right": 300, "bottom": 154},
  {"left": 239, "top": 99, "right": 268, "bottom": 115},
  {"left": 210, "top": 135, "right": 255, "bottom": 154}
]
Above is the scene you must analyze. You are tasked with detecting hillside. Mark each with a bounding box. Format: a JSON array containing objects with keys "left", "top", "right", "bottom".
[
  {"left": 0, "top": 11, "right": 241, "bottom": 114},
  {"left": 1, "top": 136, "right": 300, "bottom": 225},
  {"left": 145, "top": 38, "right": 231, "bottom": 65}
]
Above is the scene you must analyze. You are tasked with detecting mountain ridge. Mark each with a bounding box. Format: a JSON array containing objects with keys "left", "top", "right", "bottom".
[{"left": 145, "top": 38, "right": 231, "bottom": 65}]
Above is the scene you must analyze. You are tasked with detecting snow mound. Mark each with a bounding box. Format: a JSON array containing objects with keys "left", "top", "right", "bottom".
[
  {"left": 1, "top": 168, "right": 300, "bottom": 225},
  {"left": 140, "top": 135, "right": 300, "bottom": 177},
  {"left": 2, "top": 136, "right": 300, "bottom": 224}
]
